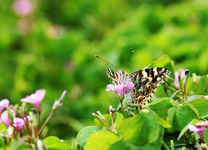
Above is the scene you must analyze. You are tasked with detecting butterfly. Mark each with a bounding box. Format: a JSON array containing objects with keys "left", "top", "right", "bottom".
[{"left": 106, "top": 68, "right": 171, "bottom": 109}]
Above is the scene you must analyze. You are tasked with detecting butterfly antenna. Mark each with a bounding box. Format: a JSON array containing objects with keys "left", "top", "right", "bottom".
[
  {"left": 95, "top": 55, "right": 118, "bottom": 69},
  {"left": 123, "top": 51, "right": 134, "bottom": 67}
]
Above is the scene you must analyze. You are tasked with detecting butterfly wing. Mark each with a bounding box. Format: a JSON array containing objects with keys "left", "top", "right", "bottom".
[
  {"left": 125, "top": 68, "right": 171, "bottom": 109},
  {"left": 106, "top": 69, "right": 128, "bottom": 85}
]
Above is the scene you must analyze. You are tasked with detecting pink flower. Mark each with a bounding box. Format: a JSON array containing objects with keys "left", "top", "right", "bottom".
[
  {"left": 0, "top": 99, "right": 9, "bottom": 112},
  {"left": 188, "top": 121, "right": 208, "bottom": 137},
  {"left": 13, "top": 117, "right": 25, "bottom": 131},
  {"left": 174, "top": 69, "right": 186, "bottom": 87},
  {"left": 106, "top": 82, "right": 134, "bottom": 97},
  {"left": 21, "top": 89, "right": 46, "bottom": 110},
  {"left": 13, "top": 0, "right": 34, "bottom": 16},
  {"left": 0, "top": 110, "right": 11, "bottom": 127}
]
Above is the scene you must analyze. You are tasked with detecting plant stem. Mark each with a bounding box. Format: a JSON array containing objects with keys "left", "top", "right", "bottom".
[
  {"left": 184, "top": 83, "right": 187, "bottom": 100},
  {"left": 201, "top": 75, "right": 208, "bottom": 95},
  {"left": 162, "top": 141, "right": 170, "bottom": 150},
  {"left": 38, "top": 111, "right": 54, "bottom": 135}
]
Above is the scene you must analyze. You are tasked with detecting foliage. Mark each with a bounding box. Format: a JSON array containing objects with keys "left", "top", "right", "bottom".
[
  {"left": 73, "top": 56, "right": 208, "bottom": 150},
  {"left": 0, "top": 0, "right": 208, "bottom": 144}
]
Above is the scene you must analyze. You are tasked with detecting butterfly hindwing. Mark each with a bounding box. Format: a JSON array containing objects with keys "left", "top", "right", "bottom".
[
  {"left": 107, "top": 68, "right": 171, "bottom": 109},
  {"left": 126, "top": 68, "right": 171, "bottom": 108}
]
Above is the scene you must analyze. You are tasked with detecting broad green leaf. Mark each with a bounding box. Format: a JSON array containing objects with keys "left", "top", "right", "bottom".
[
  {"left": 166, "top": 107, "right": 177, "bottom": 133},
  {"left": 118, "top": 109, "right": 160, "bottom": 146},
  {"left": 115, "top": 113, "right": 124, "bottom": 128},
  {"left": 157, "top": 116, "right": 171, "bottom": 128},
  {"left": 76, "top": 126, "right": 100, "bottom": 147},
  {"left": 183, "top": 75, "right": 208, "bottom": 96},
  {"left": 197, "top": 75, "right": 208, "bottom": 95},
  {"left": 147, "top": 55, "right": 174, "bottom": 78},
  {"left": 109, "top": 139, "right": 140, "bottom": 150},
  {"left": 148, "top": 98, "right": 176, "bottom": 112},
  {"left": 204, "top": 128, "right": 208, "bottom": 146},
  {"left": 187, "top": 98, "right": 208, "bottom": 117},
  {"left": 155, "top": 109, "right": 169, "bottom": 120},
  {"left": 174, "top": 103, "right": 199, "bottom": 131},
  {"left": 9, "top": 140, "right": 28, "bottom": 150},
  {"left": 47, "top": 143, "right": 71, "bottom": 149},
  {"left": 43, "top": 136, "right": 60, "bottom": 146},
  {"left": 185, "top": 95, "right": 202, "bottom": 102},
  {"left": 0, "top": 138, "right": 6, "bottom": 150},
  {"left": 86, "top": 130, "right": 122, "bottom": 150}
]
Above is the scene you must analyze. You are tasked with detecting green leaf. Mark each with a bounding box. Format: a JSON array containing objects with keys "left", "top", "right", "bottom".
[
  {"left": 187, "top": 98, "right": 208, "bottom": 117},
  {"left": 47, "top": 143, "right": 71, "bottom": 149},
  {"left": 0, "top": 138, "right": 6, "bottom": 150},
  {"left": 204, "top": 128, "right": 208, "bottom": 146},
  {"left": 157, "top": 116, "right": 171, "bottom": 128},
  {"left": 147, "top": 55, "right": 174, "bottom": 78},
  {"left": 76, "top": 126, "right": 100, "bottom": 147},
  {"left": 118, "top": 109, "right": 160, "bottom": 146},
  {"left": 109, "top": 139, "right": 140, "bottom": 150},
  {"left": 43, "top": 136, "right": 60, "bottom": 146},
  {"left": 115, "top": 113, "right": 124, "bottom": 128},
  {"left": 9, "top": 140, "right": 28, "bottom": 150},
  {"left": 166, "top": 107, "right": 177, "bottom": 133},
  {"left": 197, "top": 75, "right": 208, "bottom": 95},
  {"left": 148, "top": 98, "right": 177, "bottom": 112},
  {"left": 86, "top": 130, "right": 122, "bottom": 150},
  {"left": 174, "top": 103, "right": 199, "bottom": 131}
]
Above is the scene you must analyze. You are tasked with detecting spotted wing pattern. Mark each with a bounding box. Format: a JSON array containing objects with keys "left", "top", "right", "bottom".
[
  {"left": 106, "top": 68, "right": 171, "bottom": 109},
  {"left": 125, "top": 68, "right": 171, "bottom": 109}
]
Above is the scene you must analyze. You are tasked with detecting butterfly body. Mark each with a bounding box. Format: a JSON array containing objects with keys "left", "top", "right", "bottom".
[{"left": 106, "top": 68, "right": 171, "bottom": 109}]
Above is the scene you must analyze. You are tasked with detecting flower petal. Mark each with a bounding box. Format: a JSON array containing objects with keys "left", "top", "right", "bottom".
[
  {"left": 0, "top": 99, "right": 9, "bottom": 112},
  {"left": 106, "top": 84, "right": 116, "bottom": 92},
  {"left": 188, "top": 125, "right": 200, "bottom": 132}
]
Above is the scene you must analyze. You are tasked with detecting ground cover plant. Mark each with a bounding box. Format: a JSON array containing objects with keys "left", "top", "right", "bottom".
[
  {"left": 73, "top": 56, "right": 208, "bottom": 150},
  {"left": 2, "top": 55, "right": 207, "bottom": 149},
  {"left": 1, "top": 0, "right": 208, "bottom": 149}
]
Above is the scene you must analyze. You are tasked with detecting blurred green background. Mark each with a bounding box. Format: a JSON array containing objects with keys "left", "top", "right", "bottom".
[{"left": 0, "top": 0, "right": 208, "bottom": 140}]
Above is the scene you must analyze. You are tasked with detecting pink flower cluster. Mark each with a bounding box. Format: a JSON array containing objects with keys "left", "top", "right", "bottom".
[
  {"left": 188, "top": 121, "right": 208, "bottom": 137},
  {"left": 13, "top": 0, "right": 34, "bottom": 16},
  {"left": 0, "top": 89, "right": 46, "bottom": 132},
  {"left": 174, "top": 69, "right": 186, "bottom": 87},
  {"left": 106, "top": 82, "right": 134, "bottom": 97}
]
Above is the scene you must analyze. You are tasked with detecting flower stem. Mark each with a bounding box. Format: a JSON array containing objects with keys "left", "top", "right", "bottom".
[
  {"left": 24, "top": 112, "right": 31, "bottom": 144},
  {"left": 201, "top": 75, "right": 208, "bottom": 95},
  {"left": 38, "top": 111, "right": 54, "bottom": 136},
  {"left": 184, "top": 83, "right": 187, "bottom": 100},
  {"left": 162, "top": 141, "right": 170, "bottom": 150}
]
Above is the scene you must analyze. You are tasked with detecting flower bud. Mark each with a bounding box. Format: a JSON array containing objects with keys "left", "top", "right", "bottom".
[
  {"left": 183, "top": 69, "right": 189, "bottom": 84},
  {"left": 37, "top": 139, "right": 45, "bottom": 150},
  {"left": 52, "top": 90, "right": 67, "bottom": 112},
  {"left": 109, "top": 105, "right": 115, "bottom": 114},
  {"left": 29, "top": 111, "right": 38, "bottom": 127},
  {"left": 7, "top": 126, "right": 14, "bottom": 136},
  {"left": 92, "top": 111, "right": 105, "bottom": 120}
]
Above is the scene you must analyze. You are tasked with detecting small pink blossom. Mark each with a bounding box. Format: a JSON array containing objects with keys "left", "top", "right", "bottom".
[
  {"left": 174, "top": 69, "right": 186, "bottom": 87},
  {"left": 0, "top": 110, "right": 11, "bottom": 127},
  {"left": 21, "top": 89, "right": 46, "bottom": 110},
  {"left": 106, "top": 82, "right": 134, "bottom": 97},
  {"left": 13, "top": 117, "right": 25, "bottom": 131},
  {"left": 0, "top": 99, "right": 9, "bottom": 112},
  {"left": 188, "top": 121, "right": 208, "bottom": 137},
  {"left": 13, "top": 0, "right": 34, "bottom": 16}
]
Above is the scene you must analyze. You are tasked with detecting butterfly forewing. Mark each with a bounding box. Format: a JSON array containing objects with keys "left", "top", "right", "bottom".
[
  {"left": 126, "top": 68, "right": 170, "bottom": 108},
  {"left": 106, "top": 68, "right": 170, "bottom": 109}
]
